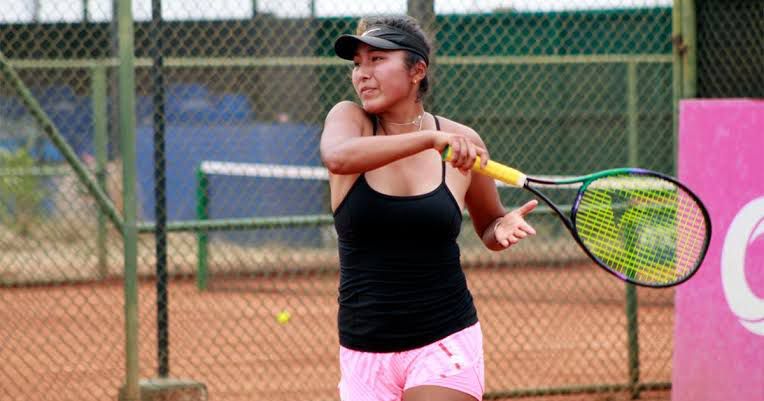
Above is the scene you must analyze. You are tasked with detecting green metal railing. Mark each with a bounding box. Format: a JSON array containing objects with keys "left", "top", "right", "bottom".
[
  {"left": 1, "top": 51, "right": 671, "bottom": 401},
  {"left": 5, "top": 2, "right": 737, "bottom": 400}
]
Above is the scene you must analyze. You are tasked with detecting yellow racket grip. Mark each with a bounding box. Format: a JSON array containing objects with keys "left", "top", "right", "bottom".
[{"left": 441, "top": 146, "right": 527, "bottom": 187}]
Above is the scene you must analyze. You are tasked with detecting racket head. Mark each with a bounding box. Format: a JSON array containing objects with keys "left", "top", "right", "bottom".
[{"left": 570, "top": 168, "right": 711, "bottom": 287}]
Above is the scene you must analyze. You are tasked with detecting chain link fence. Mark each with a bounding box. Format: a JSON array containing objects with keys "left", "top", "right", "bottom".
[
  {"left": 694, "top": 0, "right": 764, "bottom": 98},
  {"left": 1, "top": 1, "right": 755, "bottom": 400}
]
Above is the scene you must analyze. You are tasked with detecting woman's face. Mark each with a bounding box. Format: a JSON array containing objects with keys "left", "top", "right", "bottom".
[{"left": 351, "top": 43, "right": 417, "bottom": 113}]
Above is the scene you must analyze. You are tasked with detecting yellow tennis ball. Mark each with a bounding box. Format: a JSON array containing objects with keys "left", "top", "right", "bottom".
[{"left": 276, "top": 310, "right": 291, "bottom": 324}]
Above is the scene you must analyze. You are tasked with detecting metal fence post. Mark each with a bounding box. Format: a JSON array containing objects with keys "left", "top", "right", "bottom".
[
  {"left": 151, "top": 0, "right": 170, "bottom": 379},
  {"left": 92, "top": 65, "right": 109, "bottom": 279},
  {"left": 117, "top": 0, "right": 140, "bottom": 398},
  {"left": 196, "top": 167, "right": 210, "bottom": 291},
  {"left": 681, "top": 0, "right": 697, "bottom": 99},
  {"left": 625, "top": 60, "right": 641, "bottom": 400}
]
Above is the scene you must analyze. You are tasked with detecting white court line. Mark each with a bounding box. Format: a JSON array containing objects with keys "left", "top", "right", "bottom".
[
  {"left": 199, "top": 161, "right": 671, "bottom": 191},
  {"left": 200, "top": 161, "right": 329, "bottom": 180}
]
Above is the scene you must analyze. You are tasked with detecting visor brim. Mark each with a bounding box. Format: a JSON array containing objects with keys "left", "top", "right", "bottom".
[{"left": 333, "top": 34, "right": 409, "bottom": 60}]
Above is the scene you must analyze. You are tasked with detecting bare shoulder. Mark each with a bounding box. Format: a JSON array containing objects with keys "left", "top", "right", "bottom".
[
  {"left": 432, "top": 115, "right": 485, "bottom": 146},
  {"left": 325, "top": 101, "right": 368, "bottom": 124},
  {"left": 323, "top": 101, "right": 374, "bottom": 143}
]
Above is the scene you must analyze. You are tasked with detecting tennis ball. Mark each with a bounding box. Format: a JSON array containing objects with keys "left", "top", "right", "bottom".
[{"left": 276, "top": 310, "right": 291, "bottom": 325}]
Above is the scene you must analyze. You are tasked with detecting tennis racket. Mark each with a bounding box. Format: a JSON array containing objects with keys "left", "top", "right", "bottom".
[{"left": 442, "top": 146, "right": 711, "bottom": 287}]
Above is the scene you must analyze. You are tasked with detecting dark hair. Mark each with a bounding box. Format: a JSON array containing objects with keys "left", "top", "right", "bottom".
[{"left": 356, "top": 16, "right": 432, "bottom": 101}]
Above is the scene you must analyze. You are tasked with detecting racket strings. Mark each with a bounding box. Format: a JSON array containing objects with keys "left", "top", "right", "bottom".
[
  {"left": 674, "top": 191, "right": 708, "bottom": 271},
  {"left": 574, "top": 175, "right": 708, "bottom": 286}
]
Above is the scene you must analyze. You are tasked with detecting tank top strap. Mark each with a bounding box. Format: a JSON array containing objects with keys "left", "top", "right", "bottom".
[
  {"left": 432, "top": 115, "right": 446, "bottom": 183},
  {"left": 371, "top": 114, "right": 378, "bottom": 136}
]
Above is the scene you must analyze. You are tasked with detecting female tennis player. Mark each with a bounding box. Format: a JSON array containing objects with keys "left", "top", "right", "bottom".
[{"left": 321, "top": 15, "right": 537, "bottom": 401}]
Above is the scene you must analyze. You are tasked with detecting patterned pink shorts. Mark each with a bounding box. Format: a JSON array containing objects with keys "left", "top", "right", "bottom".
[{"left": 338, "top": 322, "right": 484, "bottom": 401}]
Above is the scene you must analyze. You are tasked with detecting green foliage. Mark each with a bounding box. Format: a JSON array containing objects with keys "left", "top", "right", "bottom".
[{"left": 0, "top": 148, "right": 45, "bottom": 236}]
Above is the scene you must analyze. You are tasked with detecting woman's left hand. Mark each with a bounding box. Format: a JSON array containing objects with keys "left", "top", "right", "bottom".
[{"left": 494, "top": 200, "right": 538, "bottom": 248}]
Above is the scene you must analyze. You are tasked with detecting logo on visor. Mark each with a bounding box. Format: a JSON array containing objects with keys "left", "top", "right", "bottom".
[
  {"left": 721, "top": 197, "right": 764, "bottom": 336},
  {"left": 362, "top": 28, "right": 382, "bottom": 36}
]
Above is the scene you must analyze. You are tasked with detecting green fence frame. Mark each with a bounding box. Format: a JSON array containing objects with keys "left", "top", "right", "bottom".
[{"left": 2, "top": 47, "right": 682, "bottom": 401}]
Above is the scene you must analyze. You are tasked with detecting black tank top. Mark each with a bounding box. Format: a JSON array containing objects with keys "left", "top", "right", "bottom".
[{"left": 333, "top": 115, "right": 478, "bottom": 352}]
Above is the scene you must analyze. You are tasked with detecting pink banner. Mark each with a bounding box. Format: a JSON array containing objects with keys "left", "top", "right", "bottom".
[{"left": 674, "top": 99, "right": 764, "bottom": 401}]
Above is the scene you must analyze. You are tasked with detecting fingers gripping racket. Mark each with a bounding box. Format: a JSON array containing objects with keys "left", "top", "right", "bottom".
[{"left": 442, "top": 147, "right": 711, "bottom": 287}]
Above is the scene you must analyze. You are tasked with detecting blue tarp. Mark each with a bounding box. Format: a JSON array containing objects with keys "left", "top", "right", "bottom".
[
  {"left": 2, "top": 85, "right": 327, "bottom": 245},
  {"left": 1, "top": 83, "right": 254, "bottom": 161},
  {"left": 136, "top": 122, "right": 326, "bottom": 246}
]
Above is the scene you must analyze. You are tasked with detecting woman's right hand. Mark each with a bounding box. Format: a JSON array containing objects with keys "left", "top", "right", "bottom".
[{"left": 432, "top": 131, "right": 489, "bottom": 174}]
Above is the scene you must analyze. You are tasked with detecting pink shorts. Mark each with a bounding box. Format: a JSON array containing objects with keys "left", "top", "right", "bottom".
[{"left": 338, "top": 322, "right": 484, "bottom": 401}]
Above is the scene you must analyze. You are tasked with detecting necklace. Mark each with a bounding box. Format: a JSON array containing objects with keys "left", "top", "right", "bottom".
[{"left": 380, "top": 112, "right": 425, "bottom": 131}]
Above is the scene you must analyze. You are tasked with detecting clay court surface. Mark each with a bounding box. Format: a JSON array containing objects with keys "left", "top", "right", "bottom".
[{"left": 1, "top": 262, "right": 673, "bottom": 401}]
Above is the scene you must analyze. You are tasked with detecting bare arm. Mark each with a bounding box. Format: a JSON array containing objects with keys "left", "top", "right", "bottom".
[
  {"left": 463, "top": 145, "right": 510, "bottom": 250},
  {"left": 320, "top": 101, "right": 487, "bottom": 175},
  {"left": 462, "top": 132, "right": 537, "bottom": 251},
  {"left": 320, "top": 102, "right": 436, "bottom": 174}
]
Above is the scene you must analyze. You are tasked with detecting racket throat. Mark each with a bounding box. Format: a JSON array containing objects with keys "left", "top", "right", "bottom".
[{"left": 524, "top": 184, "right": 576, "bottom": 234}]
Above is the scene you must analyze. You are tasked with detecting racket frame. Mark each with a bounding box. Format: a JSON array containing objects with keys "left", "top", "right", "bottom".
[
  {"left": 441, "top": 146, "right": 711, "bottom": 287},
  {"left": 523, "top": 168, "right": 711, "bottom": 287}
]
